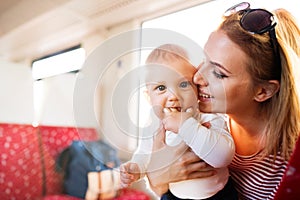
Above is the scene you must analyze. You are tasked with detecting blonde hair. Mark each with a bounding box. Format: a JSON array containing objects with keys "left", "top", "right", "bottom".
[
  {"left": 146, "top": 44, "right": 190, "bottom": 64},
  {"left": 273, "top": 8, "right": 300, "bottom": 57},
  {"left": 220, "top": 9, "right": 300, "bottom": 159},
  {"left": 144, "top": 44, "right": 193, "bottom": 83}
]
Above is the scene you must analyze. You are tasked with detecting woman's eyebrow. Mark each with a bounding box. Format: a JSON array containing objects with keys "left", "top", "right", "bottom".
[{"left": 210, "top": 61, "right": 232, "bottom": 74}]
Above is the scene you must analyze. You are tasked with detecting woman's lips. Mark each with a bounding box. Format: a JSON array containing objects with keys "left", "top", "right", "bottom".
[{"left": 199, "top": 93, "right": 213, "bottom": 102}]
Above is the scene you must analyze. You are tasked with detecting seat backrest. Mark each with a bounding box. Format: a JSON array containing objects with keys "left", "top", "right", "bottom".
[{"left": 273, "top": 136, "right": 300, "bottom": 200}]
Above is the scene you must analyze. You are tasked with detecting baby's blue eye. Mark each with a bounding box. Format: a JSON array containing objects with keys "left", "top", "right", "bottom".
[
  {"left": 179, "top": 81, "right": 189, "bottom": 88},
  {"left": 156, "top": 85, "right": 166, "bottom": 91}
]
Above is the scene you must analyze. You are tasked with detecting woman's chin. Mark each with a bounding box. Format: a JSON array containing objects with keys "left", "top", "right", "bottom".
[
  {"left": 199, "top": 104, "right": 212, "bottom": 113},
  {"left": 199, "top": 103, "right": 226, "bottom": 114}
]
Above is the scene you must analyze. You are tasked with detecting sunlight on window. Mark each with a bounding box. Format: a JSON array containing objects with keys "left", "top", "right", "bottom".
[
  {"left": 142, "top": 0, "right": 299, "bottom": 53},
  {"left": 31, "top": 46, "right": 85, "bottom": 126},
  {"left": 32, "top": 47, "right": 85, "bottom": 80}
]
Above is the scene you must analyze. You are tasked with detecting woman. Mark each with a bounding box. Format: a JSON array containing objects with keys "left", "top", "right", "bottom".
[{"left": 146, "top": 2, "right": 300, "bottom": 200}]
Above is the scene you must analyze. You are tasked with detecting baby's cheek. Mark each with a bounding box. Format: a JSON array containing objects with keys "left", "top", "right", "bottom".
[{"left": 152, "top": 105, "right": 164, "bottom": 119}]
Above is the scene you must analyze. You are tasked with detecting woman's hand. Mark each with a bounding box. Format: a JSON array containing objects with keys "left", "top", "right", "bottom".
[{"left": 146, "top": 123, "right": 216, "bottom": 196}]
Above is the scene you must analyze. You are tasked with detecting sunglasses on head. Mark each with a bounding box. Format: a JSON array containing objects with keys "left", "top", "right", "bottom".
[{"left": 224, "top": 2, "right": 281, "bottom": 79}]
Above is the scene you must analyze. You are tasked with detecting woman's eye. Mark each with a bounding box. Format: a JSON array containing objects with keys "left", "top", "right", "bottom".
[
  {"left": 155, "top": 85, "right": 166, "bottom": 91},
  {"left": 179, "top": 81, "right": 190, "bottom": 88},
  {"left": 213, "top": 70, "right": 228, "bottom": 79}
]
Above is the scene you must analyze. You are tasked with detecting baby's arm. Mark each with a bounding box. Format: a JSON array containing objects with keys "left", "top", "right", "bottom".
[
  {"left": 120, "top": 162, "right": 141, "bottom": 188},
  {"left": 178, "top": 113, "right": 235, "bottom": 168},
  {"left": 120, "top": 118, "right": 157, "bottom": 188}
]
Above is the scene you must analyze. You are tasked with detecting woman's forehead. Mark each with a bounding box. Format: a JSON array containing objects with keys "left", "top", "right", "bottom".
[{"left": 204, "top": 30, "right": 248, "bottom": 75}]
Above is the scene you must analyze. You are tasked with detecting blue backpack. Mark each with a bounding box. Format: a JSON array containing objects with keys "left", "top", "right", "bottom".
[{"left": 56, "top": 140, "right": 120, "bottom": 198}]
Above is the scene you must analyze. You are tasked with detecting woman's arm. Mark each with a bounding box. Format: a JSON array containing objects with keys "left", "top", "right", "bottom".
[
  {"left": 146, "top": 125, "right": 216, "bottom": 196},
  {"left": 147, "top": 147, "right": 215, "bottom": 195}
]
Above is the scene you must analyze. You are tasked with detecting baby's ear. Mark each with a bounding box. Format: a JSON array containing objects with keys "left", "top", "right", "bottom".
[{"left": 254, "top": 80, "right": 280, "bottom": 102}]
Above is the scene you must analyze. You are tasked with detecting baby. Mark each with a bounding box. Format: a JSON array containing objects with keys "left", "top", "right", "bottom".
[{"left": 120, "top": 44, "right": 236, "bottom": 200}]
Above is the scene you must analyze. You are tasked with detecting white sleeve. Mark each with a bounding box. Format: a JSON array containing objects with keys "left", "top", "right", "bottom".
[
  {"left": 130, "top": 124, "right": 157, "bottom": 174},
  {"left": 131, "top": 110, "right": 163, "bottom": 175},
  {"left": 178, "top": 114, "right": 235, "bottom": 168}
]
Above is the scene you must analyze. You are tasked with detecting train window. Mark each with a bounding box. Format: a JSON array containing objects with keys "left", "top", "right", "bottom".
[
  {"left": 31, "top": 45, "right": 85, "bottom": 80},
  {"left": 142, "top": 0, "right": 299, "bottom": 56}
]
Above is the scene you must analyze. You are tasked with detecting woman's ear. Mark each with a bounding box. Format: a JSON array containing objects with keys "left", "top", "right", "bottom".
[{"left": 254, "top": 80, "right": 280, "bottom": 102}]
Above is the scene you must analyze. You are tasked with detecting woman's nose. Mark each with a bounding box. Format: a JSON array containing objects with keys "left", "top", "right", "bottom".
[{"left": 193, "top": 70, "right": 208, "bottom": 87}]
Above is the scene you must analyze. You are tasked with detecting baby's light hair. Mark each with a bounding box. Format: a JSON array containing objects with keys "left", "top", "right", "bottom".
[
  {"left": 146, "top": 44, "right": 190, "bottom": 65},
  {"left": 142, "top": 44, "right": 193, "bottom": 85}
]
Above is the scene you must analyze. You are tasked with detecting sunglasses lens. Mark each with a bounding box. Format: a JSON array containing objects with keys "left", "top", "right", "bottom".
[
  {"left": 224, "top": 2, "right": 250, "bottom": 16},
  {"left": 241, "top": 10, "right": 273, "bottom": 33}
]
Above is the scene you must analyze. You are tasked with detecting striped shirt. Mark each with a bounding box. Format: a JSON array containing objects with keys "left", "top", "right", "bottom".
[{"left": 229, "top": 151, "right": 288, "bottom": 200}]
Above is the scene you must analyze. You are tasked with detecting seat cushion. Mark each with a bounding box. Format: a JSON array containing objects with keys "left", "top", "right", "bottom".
[
  {"left": 0, "top": 123, "right": 44, "bottom": 199},
  {"left": 274, "top": 137, "right": 300, "bottom": 199}
]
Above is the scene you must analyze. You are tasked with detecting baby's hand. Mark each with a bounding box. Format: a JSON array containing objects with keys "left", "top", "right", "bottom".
[
  {"left": 120, "top": 162, "right": 141, "bottom": 188},
  {"left": 162, "top": 107, "right": 195, "bottom": 133}
]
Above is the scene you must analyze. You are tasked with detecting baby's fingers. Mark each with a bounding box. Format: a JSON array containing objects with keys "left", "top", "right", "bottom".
[
  {"left": 163, "top": 107, "right": 179, "bottom": 113},
  {"left": 120, "top": 173, "right": 135, "bottom": 188}
]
